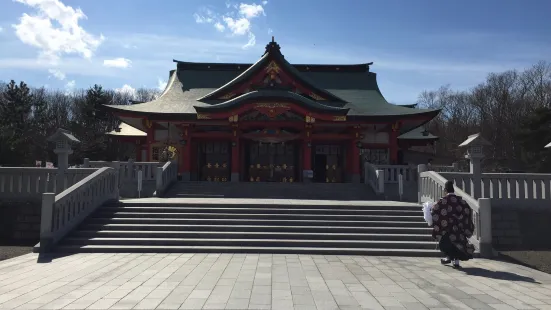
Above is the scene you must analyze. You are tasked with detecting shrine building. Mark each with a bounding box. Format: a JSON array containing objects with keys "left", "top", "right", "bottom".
[{"left": 104, "top": 38, "right": 440, "bottom": 183}]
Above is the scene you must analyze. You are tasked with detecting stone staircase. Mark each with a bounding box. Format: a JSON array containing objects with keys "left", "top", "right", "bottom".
[
  {"left": 165, "top": 182, "right": 380, "bottom": 200},
  {"left": 54, "top": 198, "right": 440, "bottom": 256}
]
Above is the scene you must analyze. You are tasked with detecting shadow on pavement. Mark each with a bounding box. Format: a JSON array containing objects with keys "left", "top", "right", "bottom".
[{"left": 459, "top": 267, "right": 539, "bottom": 283}]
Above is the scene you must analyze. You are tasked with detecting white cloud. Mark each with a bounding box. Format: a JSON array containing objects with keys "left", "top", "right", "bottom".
[
  {"left": 12, "top": 0, "right": 105, "bottom": 63},
  {"left": 103, "top": 58, "right": 132, "bottom": 68},
  {"left": 214, "top": 22, "right": 225, "bottom": 32},
  {"left": 122, "top": 43, "right": 137, "bottom": 49},
  {"left": 262, "top": 0, "right": 268, "bottom": 5},
  {"left": 238, "top": 3, "right": 264, "bottom": 18},
  {"left": 115, "top": 84, "right": 136, "bottom": 98},
  {"left": 157, "top": 78, "right": 168, "bottom": 91},
  {"left": 222, "top": 16, "right": 250, "bottom": 36},
  {"left": 193, "top": 2, "right": 267, "bottom": 48},
  {"left": 65, "top": 79, "right": 75, "bottom": 89},
  {"left": 0, "top": 27, "right": 3, "bottom": 32},
  {"left": 268, "top": 28, "right": 273, "bottom": 34},
  {"left": 48, "top": 68, "right": 65, "bottom": 80}
]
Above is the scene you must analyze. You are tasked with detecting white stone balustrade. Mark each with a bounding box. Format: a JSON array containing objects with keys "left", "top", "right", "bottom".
[
  {"left": 39, "top": 167, "right": 119, "bottom": 252},
  {"left": 83, "top": 158, "right": 163, "bottom": 182},
  {"left": 0, "top": 167, "right": 97, "bottom": 201},
  {"left": 418, "top": 169, "right": 493, "bottom": 257},
  {"left": 376, "top": 165, "right": 417, "bottom": 183},
  {"left": 441, "top": 172, "right": 551, "bottom": 209},
  {"left": 364, "top": 162, "right": 384, "bottom": 194},
  {"left": 155, "top": 161, "right": 178, "bottom": 197}
]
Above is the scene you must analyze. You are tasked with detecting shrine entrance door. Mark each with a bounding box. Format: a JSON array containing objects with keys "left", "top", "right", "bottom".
[
  {"left": 312, "top": 144, "right": 344, "bottom": 183},
  {"left": 197, "top": 141, "right": 231, "bottom": 182},
  {"left": 245, "top": 142, "right": 298, "bottom": 182}
]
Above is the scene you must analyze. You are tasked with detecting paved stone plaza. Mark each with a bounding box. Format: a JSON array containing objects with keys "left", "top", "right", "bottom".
[{"left": 1, "top": 253, "right": 551, "bottom": 310}]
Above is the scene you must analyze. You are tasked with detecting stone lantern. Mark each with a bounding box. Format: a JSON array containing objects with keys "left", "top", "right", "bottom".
[
  {"left": 47, "top": 128, "right": 80, "bottom": 171},
  {"left": 458, "top": 133, "right": 491, "bottom": 199}
]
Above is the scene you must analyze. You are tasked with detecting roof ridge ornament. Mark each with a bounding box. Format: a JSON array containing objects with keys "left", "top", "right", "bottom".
[{"left": 263, "top": 37, "right": 281, "bottom": 57}]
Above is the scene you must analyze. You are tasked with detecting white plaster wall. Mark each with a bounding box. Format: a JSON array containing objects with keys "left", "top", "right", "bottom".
[{"left": 361, "top": 131, "right": 389, "bottom": 144}]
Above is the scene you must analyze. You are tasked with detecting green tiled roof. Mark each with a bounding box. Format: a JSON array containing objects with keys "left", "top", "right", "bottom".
[{"left": 103, "top": 40, "right": 440, "bottom": 120}]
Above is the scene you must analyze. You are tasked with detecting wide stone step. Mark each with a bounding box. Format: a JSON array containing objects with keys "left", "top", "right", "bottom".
[
  {"left": 85, "top": 217, "right": 429, "bottom": 227},
  {"left": 81, "top": 223, "right": 432, "bottom": 234},
  {"left": 99, "top": 206, "right": 423, "bottom": 215},
  {"left": 53, "top": 245, "right": 441, "bottom": 257},
  {"left": 107, "top": 199, "right": 422, "bottom": 211},
  {"left": 61, "top": 237, "right": 437, "bottom": 249},
  {"left": 93, "top": 212, "right": 424, "bottom": 222},
  {"left": 72, "top": 230, "right": 434, "bottom": 241}
]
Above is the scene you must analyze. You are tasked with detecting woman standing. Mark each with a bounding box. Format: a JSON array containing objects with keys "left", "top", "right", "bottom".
[{"left": 431, "top": 180, "right": 475, "bottom": 268}]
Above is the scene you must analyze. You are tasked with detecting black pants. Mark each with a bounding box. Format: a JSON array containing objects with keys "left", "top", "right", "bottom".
[{"left": 439, "top": 234, "right": 471, "bottom": 261}]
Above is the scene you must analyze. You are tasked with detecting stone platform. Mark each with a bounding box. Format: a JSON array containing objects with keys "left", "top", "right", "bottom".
[{"left": 1, "top": 253, "right": 551, "bottom": 310}]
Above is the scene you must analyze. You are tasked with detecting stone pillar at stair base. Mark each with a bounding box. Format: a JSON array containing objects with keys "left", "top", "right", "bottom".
[
  {"left": 181, "top": 172, "right": 191, "bottom": 182},
  {"left": 231, "top": 173, "right": 239, "bottom": 182},
  {"left": 417, "top": 164, "right": 427, "bottom": 203}
]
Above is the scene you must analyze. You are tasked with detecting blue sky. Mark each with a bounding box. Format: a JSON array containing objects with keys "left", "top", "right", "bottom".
[{"left": 0, "top": 0, "right": 550, "bottom": 104}]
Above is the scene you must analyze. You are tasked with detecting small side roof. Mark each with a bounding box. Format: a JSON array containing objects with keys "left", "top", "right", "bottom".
[
  {"left": 458, "top": 133, "right": 491, "bottom": 147},
  {"left": 398, "top": 126, "right": 438, "bottom": 140},
  {"left": 47, "top": 128, "right": 80, "bottom": 143},
  {"left": 107, "top": 122, "right": 147, "bottom": 137}
]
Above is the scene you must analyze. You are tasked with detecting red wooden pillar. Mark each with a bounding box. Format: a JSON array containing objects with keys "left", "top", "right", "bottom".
[
  {"left": 144, "top": 120, "right": 154, "bottom": 161},
  {"left": 350, "top": 140, "right": 360, "bottom": 183},
  {"left": 180, "top": 140, "right": 191, "bottom": 181},
  {"left": 389, "top": 122, "right": 400, "bottom": 164}
]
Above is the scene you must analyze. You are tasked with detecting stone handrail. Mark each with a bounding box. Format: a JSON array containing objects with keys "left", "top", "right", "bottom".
[
  {"left": 419, "top": 170, "right": 492, "bottom": 257},
  {"left": 39, "top": 167, "right": 119, "bottom": 252},
  {"left": 364, "top": 162, "right": 384, "bottom": 194},
  {"left": 155, "top": 161, "right": 178, "bottom": 197},
  {"left": 0, "top": 167, "right": 97, "bottom": 201},
  {"left": 376, "top": 165, "right": 417, "bottom": 183},
  {"left": 441, "top": 172, "right": 551, "bottom": 208},
  {"left": 431, "top": 163, "right": 460, "bottom": 172},
  {"left": 83, "top": 159, "right": 163, "bottom": 182}
]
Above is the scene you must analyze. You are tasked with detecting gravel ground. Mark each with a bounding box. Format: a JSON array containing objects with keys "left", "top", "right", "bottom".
[
  {"left": 0, "top": 246, "right": 33, "bottom": 262},
  {"left": 499, "top": 251, "right": 551, "bottom": 274}
]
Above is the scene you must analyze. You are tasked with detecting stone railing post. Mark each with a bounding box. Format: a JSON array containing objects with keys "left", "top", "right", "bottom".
[
  {"left": 40, "top": 193, "right": 55, "bottom": 253},
  {"left": 128, "top": 158, "right": 135, "bottom": 180},
  {"left": 156, "top": 166, "right": 164, "bottom": 197},
  {"left": 478, "top": 198, "right": 493, "bottom": 257},
  {"left": 83, "top": 158, "right": 90, "bottom": 168},
  {"left": 111, "top": 161, "right": 120, "bottom": 199},
  {"left": 376, "top": 169, "right": 385, "bottom": 194},
  {"left": 417, "top": 164, "right": 428, "bottom": 203}
]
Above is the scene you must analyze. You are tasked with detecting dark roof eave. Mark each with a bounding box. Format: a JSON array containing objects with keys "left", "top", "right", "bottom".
[
  {"left": 174, "top": 59, "right": 373, "bottom": 73},
  {"left": 195, "top": 91, "right": 349, "bottom": 114},
  {"left": 348, "top": 108, "right": 440, "bottom": 120}
]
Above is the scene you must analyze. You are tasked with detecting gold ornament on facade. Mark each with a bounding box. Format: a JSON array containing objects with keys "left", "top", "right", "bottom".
[
  {"left": 326, "top": 177, "right": 330, "bottom": 183},
  {"left": 332, "top": 164, "right": 336, "bottom": 170},
  {"left": 250, "top": 176, "right": 254, "bottom": 182},
  {"left": 207, "top": 163, "right": 212, "bottom": 168},
  {"left": 289, "top": 177, "right": 294, "bottom": 183},
  {"left": 265, "top": 61, "right": 281, "bottom": 74},
  {"left": 282, "top": 177, "right": 287, "bottom": 182},
  {"left": 207, "top": 176, "right": 212, "bottom": 181},
  {"left": 283, "top": 164, "right": 287, "bottom": 169},
  {"left": 229, "top": 114, "right": 239, "bottom": 123},
  {"left": 197, "top": 113, "right": 211, "bottom": 120},
  {"left": 333, "top": 116, "right": 346, "bottom": 121},
  {"left": 219, "top": 92, "right": 235, "bottom": 100},
  {"left": 255, "top": 102, "right": 288, "bottom": 108},
  {"left": 326, "top": 165, "right": 329, "bottom": 170},
  {"left": 256, "top": 164, "right": 260, "bottom": 168},
  {"left": 256, "top": 177, "right": 260, "bottom": 182},
  {"left": 144, "top": 119, "right": 153, "bottom": 129},
  {"left": 305, "top": 115, "right": 316, "bottom": 124},
  {"left": 309, "top": 92, "right": 326, "bottom": 101},
  {"left": 222, "top": 163, "right": 227, "bottom": 168},
  {"left": 215, "top": 163, "right": 219, "bottom": 168},
  {"left": 392, "top": 122, "right": 400, "bottom": 132}
]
